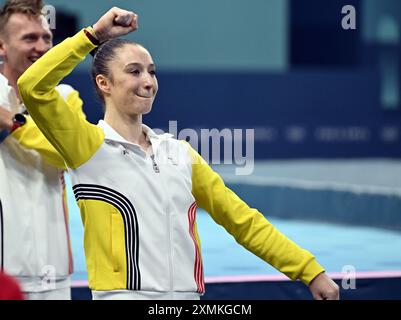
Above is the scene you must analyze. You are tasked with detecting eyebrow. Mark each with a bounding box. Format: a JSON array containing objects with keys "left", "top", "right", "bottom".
[
  {"left": 124, "top": 63, "right": 156, "bottom": 70},
  {"left": 21, "top": 32, "right": 53, "bottom": 40}
]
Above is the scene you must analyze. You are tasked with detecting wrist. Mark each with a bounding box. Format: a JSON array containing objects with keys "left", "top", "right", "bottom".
[
  {"left": 91, "top": 23, "right": 107, "bottom": 43},
  {"left": 0, "top": 116, "right": 14, "bottom": 142},
  {"left": 309, "top": 271, "right": 325, "bottom": 287},
  {"left": 85, "top": 26, "right": 101, "bottom": 46},
  {"left": 10, "top": 113, "right": 27, "bottom": 133},
  {"left": 3, "top": 119, "right": 13, "bottom": 132}
]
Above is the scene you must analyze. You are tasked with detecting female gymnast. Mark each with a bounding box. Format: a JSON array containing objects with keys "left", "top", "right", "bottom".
[{"left": 18, "top": 7, "right": 339, "bottom": 300}]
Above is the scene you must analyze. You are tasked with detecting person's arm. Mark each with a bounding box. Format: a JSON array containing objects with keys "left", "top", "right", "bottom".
[
  {"left": 0, "top": 107, "right": 13, "bottom": 142},
  {"left": 187, "top": 143, "right": 339, "bottom": 299},
  {"left": 4, "top": 88, "right": 83, "bottom": 169},
  {"left": 11, "top": 117, "right": 66, "bottom": 169},
  {"left": 17, "top": 30, "right": 104, "bottom": 168},
  {"left": 1, "top": 82, "right": 87, "bottom": 168},
  {"left": 1, "top": 108, "right": 66, "bottom": 169},
  {"left": 17, "top": 7, "right": 138, "bottom": 168}
]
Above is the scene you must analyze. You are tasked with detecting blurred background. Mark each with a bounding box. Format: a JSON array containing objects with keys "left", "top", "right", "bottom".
[
  {"left": 48, "top": 0, "right": 401, "bottom": 157},
  {"left": 32, "top": 0, "right": 401, "bottom": 299}
]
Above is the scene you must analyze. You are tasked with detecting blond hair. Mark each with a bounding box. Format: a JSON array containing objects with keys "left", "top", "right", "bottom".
[{"left": 0, "top": 0, "right": 44, "bottom": 36}]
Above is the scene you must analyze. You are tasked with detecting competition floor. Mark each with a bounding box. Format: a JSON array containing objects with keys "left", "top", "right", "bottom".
[{"left": 68, "top": 160, "right": 401, "bottom": 299}]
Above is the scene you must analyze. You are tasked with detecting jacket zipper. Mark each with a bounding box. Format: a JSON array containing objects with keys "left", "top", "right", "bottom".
[
  {"left": 150, "top": 154, "right": 160, "bottom": 173},
  {"left": 149, "top": 150, "right": 173, "bottom": 290}
]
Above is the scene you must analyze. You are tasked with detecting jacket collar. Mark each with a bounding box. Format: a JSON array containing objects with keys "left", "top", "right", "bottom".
[{"left": 97, "top": 120, "right": 173, "bottom": 152}]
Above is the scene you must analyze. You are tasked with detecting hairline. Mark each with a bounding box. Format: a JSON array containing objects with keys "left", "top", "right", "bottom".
[{"left": 0, "top": 12, "right": 49, "bottom": 39}]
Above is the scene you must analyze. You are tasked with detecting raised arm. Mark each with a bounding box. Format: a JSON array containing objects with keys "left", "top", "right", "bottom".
[
  {"left": 17, "top": 29, "right": 104, "bottom": 169},
  {"left": 17, "top": 7, "right": 138, "bottom": 168},
  {"left": 187, "top": 143, "right": 339, "bottom": 299}
]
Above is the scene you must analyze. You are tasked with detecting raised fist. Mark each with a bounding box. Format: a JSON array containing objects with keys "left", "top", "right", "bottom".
[{"left": 93, "top": 7, "right": 138, "bottom": 43}]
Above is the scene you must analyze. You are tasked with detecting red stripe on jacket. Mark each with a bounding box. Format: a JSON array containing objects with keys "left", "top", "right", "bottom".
[{"left": 187, "top": 202, "right": 205, "bottom": 294}]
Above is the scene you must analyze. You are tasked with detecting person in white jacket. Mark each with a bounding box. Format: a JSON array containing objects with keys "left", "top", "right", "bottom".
[
  {"left": 18, "top": 7, "right": 340, "bottom": 300},
  {"left": 0, "top": 0, "right": 84, "bottom": 299}
]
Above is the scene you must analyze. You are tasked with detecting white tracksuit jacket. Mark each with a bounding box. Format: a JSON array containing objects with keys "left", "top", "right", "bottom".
[{"left": 0, "top": 73, "right": 81, "bottom": 292}]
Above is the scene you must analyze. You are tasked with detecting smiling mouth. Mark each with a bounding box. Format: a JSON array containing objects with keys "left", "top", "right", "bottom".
[{"left": 136, "top": 94, "right": 153, "bottom": 99}]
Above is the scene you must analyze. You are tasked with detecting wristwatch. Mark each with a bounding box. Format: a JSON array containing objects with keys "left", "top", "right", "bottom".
[{"left": 10, "top": 113, "right": 27, "bottom": 132}]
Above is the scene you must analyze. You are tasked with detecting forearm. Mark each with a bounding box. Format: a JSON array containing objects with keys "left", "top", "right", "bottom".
[
  {"left": 0, "top": 107, "right": 13, "bottom": 140},
  {"left": 189, "top": 144, "right": 324, "bottom": 284},
  {"left": 199, "top": 170, "right": 323, "bottom": 284},
  {"left": 11, "top": 117, "right": 66, "bottom": 169}
]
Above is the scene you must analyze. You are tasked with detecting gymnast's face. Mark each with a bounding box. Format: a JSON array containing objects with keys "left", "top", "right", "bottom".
[
  {"left": 0, "top": 13, "right": 52, "bottom": 79},
  {"left": 103, "top": 44, "right": 158, "bottom": 116}
]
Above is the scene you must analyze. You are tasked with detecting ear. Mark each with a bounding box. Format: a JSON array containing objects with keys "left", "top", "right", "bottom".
[{"left": 95, "top": 74, "right": 112, "bottom": 96}]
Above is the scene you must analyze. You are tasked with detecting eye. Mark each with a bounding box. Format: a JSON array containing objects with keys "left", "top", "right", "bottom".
[
  {"left": 23, "top": 35, "right": 37, "bottom": 42},
  {"left": 43, "top": 35, "right": 52, "bottom": 44},
  {"left": 149, "top": 70, "right": 156, "bottom": 76},
  {"left": 129, "top": 69, "right": 140, "bottom": 75}
]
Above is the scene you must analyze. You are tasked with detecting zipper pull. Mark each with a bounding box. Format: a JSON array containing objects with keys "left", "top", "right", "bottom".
[{"left": 150, "top": 154, "right": 160, "bottom": 173}]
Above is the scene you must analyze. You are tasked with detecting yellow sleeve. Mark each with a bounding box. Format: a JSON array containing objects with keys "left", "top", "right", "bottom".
[
  {"left": 66, "top": 89, "right": 85, "bottom": 120},
  {"left": 187, "top": 143, "right": 325, "bottom": 285},
  {"left": 11, "top": 89, "right": 85, "bottom": 169},
  {"left": 17, "top": 29, "right": 104, "bottom": 169},
  {"left": 10, "top": 117, "right": 66, "bottom": 169}
]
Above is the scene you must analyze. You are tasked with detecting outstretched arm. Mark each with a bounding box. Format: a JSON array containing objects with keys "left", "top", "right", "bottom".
[{"left": 187, "top": 143, "right": 339, "bottom": 299}]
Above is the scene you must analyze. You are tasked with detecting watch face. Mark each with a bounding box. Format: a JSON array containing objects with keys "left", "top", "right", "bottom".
[{"left": 14, "top": 113, "right": 27, "bottom": 125}]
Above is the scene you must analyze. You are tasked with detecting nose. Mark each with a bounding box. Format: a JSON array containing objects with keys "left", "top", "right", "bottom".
[
  {"left": 142, "top": 73, "right": 155, "bottom": 92},
  {"left": 34, "top": 38, "right": 51, "bottom": 55}
]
